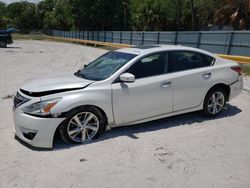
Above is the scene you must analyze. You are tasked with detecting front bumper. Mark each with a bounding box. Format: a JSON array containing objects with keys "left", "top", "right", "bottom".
[{"left": 14, "top": 110, "right": 65, "bottom": 148}]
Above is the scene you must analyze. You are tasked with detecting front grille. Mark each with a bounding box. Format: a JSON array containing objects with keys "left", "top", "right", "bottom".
[{"left": 14, "top": 92, "right": 30, "bottom": 108}]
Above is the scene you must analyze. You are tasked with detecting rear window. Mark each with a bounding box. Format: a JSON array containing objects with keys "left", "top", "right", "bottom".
[{"left": 168, "top": 51, "right": 214, "bottom": 73}]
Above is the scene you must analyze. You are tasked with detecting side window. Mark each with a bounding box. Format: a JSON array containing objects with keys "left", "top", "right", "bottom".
[
  {"left": 126, "top": 53, "right": 166, "bottom": 79},
  {"left": 168, "top": 51, "right": 214, "bottom": 73}
]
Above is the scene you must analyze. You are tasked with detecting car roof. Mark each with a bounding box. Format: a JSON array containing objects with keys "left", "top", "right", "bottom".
[{"left": 116, "top": 45, "right": 215, "bottom": 57}]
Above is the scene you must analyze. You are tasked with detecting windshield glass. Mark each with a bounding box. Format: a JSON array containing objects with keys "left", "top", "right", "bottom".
[{"left": 78, "top": 51, "right": 136, "bottom": 81}]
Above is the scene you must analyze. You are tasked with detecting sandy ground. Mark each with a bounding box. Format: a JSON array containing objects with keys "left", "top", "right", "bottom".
[{"left": 0, "top": 40, "right": 250, "bottom": 188}]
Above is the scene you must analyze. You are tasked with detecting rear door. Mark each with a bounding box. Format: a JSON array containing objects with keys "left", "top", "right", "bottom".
[{"left": 167, "top": 50, "right": 215, "bottom": 111}]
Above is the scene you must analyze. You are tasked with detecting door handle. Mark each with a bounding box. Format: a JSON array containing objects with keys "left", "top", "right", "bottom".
[
  {"left": 202, "top": 73, "right": 211, "bottom": 79},
  {"left": 161, "top": 81, "right": 171, "bottom": 88}
]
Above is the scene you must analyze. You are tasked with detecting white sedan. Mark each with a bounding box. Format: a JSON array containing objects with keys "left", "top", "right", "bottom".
[{"left": 13, "top": 45, "right": 243, "bottom": 148}]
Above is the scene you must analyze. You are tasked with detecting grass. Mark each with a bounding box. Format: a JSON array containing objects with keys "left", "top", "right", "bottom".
[
  {"left": 243, "top": 65, "right": 250, "bottom": 76},
  {"left": 12, "top": 33, "right": 45, "bottom": 40},
  {"left": 12, "top": 34, "right": 115, "bottom": 50}
]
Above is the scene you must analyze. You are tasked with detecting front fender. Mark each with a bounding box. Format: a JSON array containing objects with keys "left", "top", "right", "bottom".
[{"left": 43, "top": 85, "right": 114, "bottom": 124}]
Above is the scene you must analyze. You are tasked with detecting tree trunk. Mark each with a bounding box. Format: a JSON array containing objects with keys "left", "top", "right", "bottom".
[
  {"left": 176, "top": 0, "right": 182, "bottom": 30},
  {"left": 190, "top": 0, "right": 195, "bottom": 30},
  {"left": 124, "top": 5, "right": 127, "bottom": 31}
]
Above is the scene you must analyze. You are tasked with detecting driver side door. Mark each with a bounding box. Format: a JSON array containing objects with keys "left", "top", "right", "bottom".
[{"left": 111, "top": 52, "right": 173, "bottom": 125}]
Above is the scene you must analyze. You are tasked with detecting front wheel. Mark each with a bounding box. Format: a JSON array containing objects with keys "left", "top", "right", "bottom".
[
  {"left": 203, "top": 88, "right": 226, "bottom": 117},
  {"left": 59, "top": 106, "right": 106, "bottom": 144}
]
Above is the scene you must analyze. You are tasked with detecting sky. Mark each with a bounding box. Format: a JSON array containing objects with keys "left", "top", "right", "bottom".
[{"left": 0, "top": 0, "right": 41, "bottom": 4}]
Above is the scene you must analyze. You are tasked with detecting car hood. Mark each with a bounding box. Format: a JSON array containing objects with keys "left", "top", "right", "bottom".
[{"left": 20, "top": 73, "right": 93, "bottom": 94}]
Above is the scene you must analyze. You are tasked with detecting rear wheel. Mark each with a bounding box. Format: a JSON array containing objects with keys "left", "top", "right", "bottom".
[
  {"left": 203, "top": 88, "right": 226, "bottom": 117},
  {"left": 59, "top": 106, "right": 106, "bottom": 144}
]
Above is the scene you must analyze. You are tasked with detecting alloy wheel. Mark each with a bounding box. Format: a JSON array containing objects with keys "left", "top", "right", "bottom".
[
  {"left": 207, "top": 91, "right": 225, "bottom": 114},
  {"left": 67, "top": 112, "right": 99, "bottom": 143}
]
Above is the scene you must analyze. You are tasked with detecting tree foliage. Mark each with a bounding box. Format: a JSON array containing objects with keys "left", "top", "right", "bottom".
[
  {"left": 214, "top": 0, "right": 250, "bottom": 30},
  {"left": 131, "top": 0, "right": 176, "bottom": 31},
  {"left": 70, "top": 0, "right": 129, "bottom": 30},
  {"left": 0, "top": 0, "right": 249, "bottom": 31},
  {"left": 0, "top": 2, "right": 6, "bottom": 18},
  {"left": 6, "top": 1, "right": 39, "bottom": 29}
]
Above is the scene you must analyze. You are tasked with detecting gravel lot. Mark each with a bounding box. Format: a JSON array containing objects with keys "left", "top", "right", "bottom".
[{"left": 1, "top": 40, "right": 250, "bottom": 188}]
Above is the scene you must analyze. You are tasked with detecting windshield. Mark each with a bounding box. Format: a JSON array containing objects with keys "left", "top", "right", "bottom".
[{"left": 78, "top": 51, "right": 136, "bottom": 81}]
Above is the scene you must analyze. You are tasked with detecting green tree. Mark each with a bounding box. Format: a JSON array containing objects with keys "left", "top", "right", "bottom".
[
  {"left": 1, "top": 0, "right": 249, "bottom": 31},
  {"left": 7, "top": 1, "right": 40, "bottom": 29},
  {"left": 131, "top": 0, "right": 175, "bottom": 31},
  {"left": 37, "top": 0, "right": 55, "bottom": 29},
  {"left": 0, "top": 2, "right": 6, "bottom": 28},
  {"left": 38, "top": 0, "right": 74, "bottom": 30},
  {"left": 195, "top": 0, "right": 226, "bottom": 29},
  {"left": 0, "top": 2, "right": 6, "bottom": 18},
  {"left": 214, "top": 0, "right": 250, "bottom": 30},
  {"left": 70, "top": 0, "right": 130, "bottom": 31},
  {"left": 43, "top": 11, "right": 57, "bottom": 29},
  {"left": 53, "top": 0, "right": 74, "bottom": 30}
]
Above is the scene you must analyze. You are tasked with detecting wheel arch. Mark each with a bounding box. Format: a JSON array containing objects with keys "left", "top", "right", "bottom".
[
  {"left": 53, "top": 104, "right": 108, "bottom": 146},
  {"left": 205, "top": 83, "right": 230, "bottom": 102}
]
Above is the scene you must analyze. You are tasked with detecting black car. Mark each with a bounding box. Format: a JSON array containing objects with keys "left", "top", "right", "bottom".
[{"left": 0, "top": 30, "right": 13, "bottom": 48}]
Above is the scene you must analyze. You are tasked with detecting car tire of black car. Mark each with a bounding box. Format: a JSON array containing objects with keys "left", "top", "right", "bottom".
[
  {"left": 59, "top": 106, "right": 106, "bottom": 144},
  {"left": 203, "top": 87, "right": 226, "bottom": 117},
  {"left": 0, "top": 41, "right": 7, "bottom": 48}
]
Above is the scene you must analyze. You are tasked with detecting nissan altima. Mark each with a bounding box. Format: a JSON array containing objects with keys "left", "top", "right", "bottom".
[{"left": 13, "top": 45, "right": 243, "bottom": 148}]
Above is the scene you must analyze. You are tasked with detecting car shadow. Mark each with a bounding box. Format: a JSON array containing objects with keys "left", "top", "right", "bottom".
[{"left": 51, "top": 104, "right": 242, "bottom": 151}]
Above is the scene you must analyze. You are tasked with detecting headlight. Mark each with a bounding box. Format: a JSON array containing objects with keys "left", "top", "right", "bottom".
[{"left": 22, "top": 98, "right": 62, "bottom": 116}]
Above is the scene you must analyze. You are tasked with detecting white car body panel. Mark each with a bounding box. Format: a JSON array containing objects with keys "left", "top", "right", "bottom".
[
  {"left": 43, "top": 83, "right": 115, "bottom": 124},
  {"left": 112, "top": 74, "right": 172, "bottom": 124},
  {"left": 167, "top": 67, "right": 212, "bottom": 111},
  {"left": 113, "top": 104, "right": 203, "bottom": 127},
  {"left": 229, "top": 76, "right": 243, "bottom": 100},
  {"left": 14, "top": 111, "right": 65, "bottom": 148},
  {"left": 21, "top": 73, "right": 93, "bottom": 92},
  {"left": 13, "top": 92, "right": 65, "bottom": 148},
  {"left": 13, "top": 45, "right": 243, "bottom": 148}
]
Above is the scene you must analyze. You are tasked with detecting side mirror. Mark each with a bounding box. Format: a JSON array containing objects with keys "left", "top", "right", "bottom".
[{"left": 119, "top": 73, "right": 135, "bottom": 83}]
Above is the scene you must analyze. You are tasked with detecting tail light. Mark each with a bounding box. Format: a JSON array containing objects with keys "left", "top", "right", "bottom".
[{"left": 231, "top": 66, "right": 242, "bottom": 76}]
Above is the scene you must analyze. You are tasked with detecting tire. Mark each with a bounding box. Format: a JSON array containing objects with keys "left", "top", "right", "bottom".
[
  {"left": 203, "top": 87, "right": 226, "bottom": 117},
  {"left": 0, "top": 41, "right": 7, "bottom": 48},
  {"left": 59, "top": 106, "right": 106, "bottom": 144}
]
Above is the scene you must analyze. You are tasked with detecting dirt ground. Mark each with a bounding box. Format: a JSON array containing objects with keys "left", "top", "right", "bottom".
[{"left": 0, "top": 40, "right": 250, "bottom": 188}]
